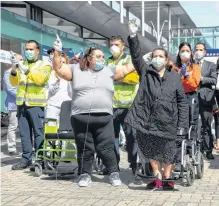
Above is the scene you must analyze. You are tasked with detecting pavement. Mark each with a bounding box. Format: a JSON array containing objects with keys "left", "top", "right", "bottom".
[{"left": 1, "top": 128, "right": 219, "bottom": 206}]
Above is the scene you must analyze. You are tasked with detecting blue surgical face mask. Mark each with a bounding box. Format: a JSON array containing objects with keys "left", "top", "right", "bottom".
[
  {"left": 94, "top": 59, "right": 105, "bottom": 71},
  {"left": 25, "top": 50, "right": 35, "bottom": 61},
  {"left": 49, "top": 54, "right": 54, "bottom": 61}
]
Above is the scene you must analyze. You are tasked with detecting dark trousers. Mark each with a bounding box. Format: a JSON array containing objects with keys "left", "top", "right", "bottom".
[
  {"left": 113, "top": 108, "right": 137, "bottom": 165},
  {"left": 17, "top": 105, "right": 44, "bottom": 164},
  {"left": 199, "top": 95, "right": 214, "bottom": 153},
  {"left": 214, "top": 92, "right": 219, "bottom": 140},
  {"left": 71, "top": 113, "right": 118, "bottom": 175}
]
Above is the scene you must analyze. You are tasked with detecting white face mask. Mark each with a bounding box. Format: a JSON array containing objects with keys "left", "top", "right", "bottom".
[
  {"left": 194, "top": 51, "right": 205, "bottom": 61},
  {"left": 151, "top": 57, "right": 165, "bottom": 70},
  {"left": 110, "top": 45, "right": 121, "bottom": 57},
  {"left": 180, "top": 51, "right": 190, "bottom": 60}
]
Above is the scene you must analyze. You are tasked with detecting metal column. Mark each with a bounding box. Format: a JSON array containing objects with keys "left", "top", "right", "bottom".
[
  {"left": 157, "top": 1, "right": 160, "bottom": 45},
  {"left": 120, "top": 1, "right": 124, "bottom": 24},
  {"left": 177, "top": 16, "right": 180, "bottom": 46},
  {"left": 126, "top": 7, "right": 130, "bottom": 20},
  {"left": 213, "top": 29, "right": 215, "bottom": 48},
  {"left": 168, "top": 6, "right": 171, "bottom": 52},
  {"left": 185, "top": 26, "right": 188, "bottom": 42},
  {"left": 141, "top": 1, "right": 145, "bottom": 36}
]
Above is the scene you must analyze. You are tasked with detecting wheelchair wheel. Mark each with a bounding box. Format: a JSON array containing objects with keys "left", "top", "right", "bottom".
[
  {"left": 185, "top": 162, "right": 195, "bottom": 186},
  {"left": 196, "top": 151, "right": 204, "bottom": 179},
  {"left": 34, "top": 162, "right": 42, "bottom": 177}
]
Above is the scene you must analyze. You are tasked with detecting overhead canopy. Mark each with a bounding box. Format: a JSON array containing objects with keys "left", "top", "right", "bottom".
[
  {"left": 122, "top": 1, "right": 197, "bottom": 41},
  {"left": 27, "top": 1, "right": 180, "bottom": 61}
]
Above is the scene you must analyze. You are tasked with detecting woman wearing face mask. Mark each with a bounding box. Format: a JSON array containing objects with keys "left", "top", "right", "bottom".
[
  {"left": 47, "top": 49, "right": 55, "bottom": 64},
  {"left": 173, "top": 43, "right": 201, "bottom": 126},
  {"left": 52, "top": 35, "right": 136, "bottom": 187},
  {"left": 124, "top": 20, "right": 189, "bottom": 190},
  {"left": 45, "top": 53, "right": 71, "bottom": 122}
]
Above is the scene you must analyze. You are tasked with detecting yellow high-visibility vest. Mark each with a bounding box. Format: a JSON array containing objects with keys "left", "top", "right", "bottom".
[
  {"left": 107, "top": 54, "right": 139, "bottom": 108},
  {"left": 10, "top": 60, "right": 52, "bottom": 107}
]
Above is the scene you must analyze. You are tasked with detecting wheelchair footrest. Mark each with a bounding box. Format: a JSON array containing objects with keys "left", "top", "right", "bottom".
[{"left": 136, "top": 174, "right": 158, "bottom": 180}]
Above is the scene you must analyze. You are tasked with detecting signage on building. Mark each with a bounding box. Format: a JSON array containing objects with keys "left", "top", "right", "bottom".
[
  {"left": 206, "top": 49, "right": 219, "bottom": 57},
  {"left": 0, "top": 50, "right": 12, "bottom": 64}
]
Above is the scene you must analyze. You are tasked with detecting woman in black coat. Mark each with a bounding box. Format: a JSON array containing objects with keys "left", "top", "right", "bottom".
[{"left": 125, "top": 20, "right": 189, "bottom": 190}]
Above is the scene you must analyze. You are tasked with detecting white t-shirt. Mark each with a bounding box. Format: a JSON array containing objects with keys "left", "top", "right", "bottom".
[{"left": 47, "top": 70, "right": 72, "bottom": 108}]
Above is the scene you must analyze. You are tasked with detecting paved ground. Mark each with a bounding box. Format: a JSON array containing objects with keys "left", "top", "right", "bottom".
[{"left": 1, "top": 130, "right": 219, "bottom": 206}]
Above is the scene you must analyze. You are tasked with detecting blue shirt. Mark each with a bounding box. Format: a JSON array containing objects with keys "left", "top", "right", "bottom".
[{"left": 3, "top": 68, "right": 17, "bottom": 111}]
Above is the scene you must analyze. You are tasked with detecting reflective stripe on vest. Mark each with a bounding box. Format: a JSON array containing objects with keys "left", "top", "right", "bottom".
[
  {"left": 16, "top": 97, "right": 47, "bottom": 103},
  {"left": 19, "top": 82, "right": 46, "bottom": 88}
]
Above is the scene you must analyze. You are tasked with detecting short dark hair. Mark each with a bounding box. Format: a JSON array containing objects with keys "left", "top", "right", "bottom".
[
  {"left": 47, "top": 48, "right": 54, "bottom": 55},
  {"left": 195, "top": 42, "right": 206, "bottom": 50},
  {"left": 176, "top": 42, "right": 194, "bottom": 67},
  {"left": 26, "top": 40, "right": 40, "bottom": 50},
  {"left": 151, "top": 47, "right": 168, "bottom": 59},
  {"left": 110, "top": 35, "right": 124, "bottom": 44}
]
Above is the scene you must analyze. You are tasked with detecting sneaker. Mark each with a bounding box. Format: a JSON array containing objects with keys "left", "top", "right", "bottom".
[
  {"left": 109, "top": 172, "right": 122, "bottom": 187},
  {"left": 8, "top": 151, "right": 21, "bottom": 156},
  {"left": 146, "top": 180, "right": 162, "bottom": 189},
  {"left": 11, "top": 162, "right": 31, "bottom": 170},
  {"left": 163, "top": 181, "right": 175, "bottom": 190},
  {"left": 78, "top": 174, "right": 92, "bottom": 187}
]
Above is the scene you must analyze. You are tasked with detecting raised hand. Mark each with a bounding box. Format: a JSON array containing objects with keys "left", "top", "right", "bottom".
[
  {"left": 128, "top": 19, "right": 138, "bottom": 37},
  {"left": 53, "top": 34, "right": 63, "bottom": 52},
  {"left": 10, "top": 51, "right": 19, "bottom": 66}
]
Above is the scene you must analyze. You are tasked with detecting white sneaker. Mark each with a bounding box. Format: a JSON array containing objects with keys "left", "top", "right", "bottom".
[
  {"left": 109, "top": 172, "right": 122, "bottom": 187},
  {"left": 78, "top": 174, "right": 92, "bottom": 187}
]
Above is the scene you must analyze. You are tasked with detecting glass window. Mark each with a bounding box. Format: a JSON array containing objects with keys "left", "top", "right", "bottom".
[
  {"left": 112, "top": 1, "right": 120, "bottom": 13},
  {"left": 1, "top": 1, "right": 27, "bottom": 17},
  {"left": 103, "top": 1, "right": 110, "bottom": 7},
  {"left": 43, "top": 11, "right": 82, "bottom": 37}
]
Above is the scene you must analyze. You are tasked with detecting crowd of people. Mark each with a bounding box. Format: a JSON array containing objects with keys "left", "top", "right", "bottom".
[{"left": 2, "top": 20, "right": 219, "bottom": 190}]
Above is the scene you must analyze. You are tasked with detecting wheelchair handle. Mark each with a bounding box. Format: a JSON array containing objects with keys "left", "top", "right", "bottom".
[{"left": 190, "top": 97, "right": 196, "bottom": 125}]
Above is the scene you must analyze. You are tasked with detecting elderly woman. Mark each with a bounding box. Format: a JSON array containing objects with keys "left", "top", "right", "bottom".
[
  {"left": 52, "top": 35, "right": 135, "bottom": 187},
  {"left": 125, "top": 20, "right": 189, "bottom": 190}
]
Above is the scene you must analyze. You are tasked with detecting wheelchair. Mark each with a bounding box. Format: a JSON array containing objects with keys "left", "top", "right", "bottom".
[
  {"left": 33, "top": 100, "right": 77, "bottom": 177},
  {"left": 135, "top": 97, "right": 204, "bottom": 187}
]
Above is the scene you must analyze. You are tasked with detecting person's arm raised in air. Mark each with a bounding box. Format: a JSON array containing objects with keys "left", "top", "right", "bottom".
[
  {"left": 53, "top": 34, "right": 72, "bottom": 81},
  {"left": 127, "top": 19, "right": 147, "bottom": 76}
]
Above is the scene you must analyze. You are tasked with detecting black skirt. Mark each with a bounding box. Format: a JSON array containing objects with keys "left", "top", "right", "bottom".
[{"left": 136, "top": 130, "right": 179, "bottom": 164}]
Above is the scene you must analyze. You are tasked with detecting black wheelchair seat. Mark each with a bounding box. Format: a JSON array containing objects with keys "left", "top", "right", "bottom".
[{"left": 45, "top": 132, "right": 75, "bottom": 140}]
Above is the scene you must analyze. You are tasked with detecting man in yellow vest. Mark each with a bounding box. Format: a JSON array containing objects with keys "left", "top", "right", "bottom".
[
  {"left": 107, "top": 35, "right": 139, "bottom": 174},
  {"left": 10, "top": 40, "right": 52, "bottom": 170}
]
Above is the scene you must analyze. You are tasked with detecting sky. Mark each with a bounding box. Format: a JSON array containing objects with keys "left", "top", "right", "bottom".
[
  {"left": 180, "top": 1, "right": 219, "bottom": 27},
  {"left": 180, "top": 1, "right": 219, "bottom": 48}
]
